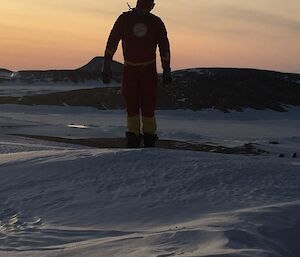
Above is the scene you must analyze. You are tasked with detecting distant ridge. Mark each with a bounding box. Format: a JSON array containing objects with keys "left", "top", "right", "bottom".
[
  {"left": 0, "top": 68, "right": 12, "bottom": 73},
  {"left": 172, "top": 68, "right": 300, "bottom": 86},
  {"left": 77, "top": 57, "right": 122, "bottom": 73},
  {"left": 0, "top": 68, "right": 13, "bottom": 82},
  {"left": 9, "top": 57, "right": 123, "bottom": 83}
]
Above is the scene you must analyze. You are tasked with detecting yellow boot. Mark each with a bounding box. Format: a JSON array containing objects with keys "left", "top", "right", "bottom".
[
  {"left": 127, "top": 115, "right": 141, "bottom": 135},
  {"left": 142, "top": 116, "right": 157, "bottom": 135},
  {"left": 126, "top": 115, "right": 142, "bottom": 148},
  {"left": 142, "top": 116, "right": 158, "bottom": 147}
]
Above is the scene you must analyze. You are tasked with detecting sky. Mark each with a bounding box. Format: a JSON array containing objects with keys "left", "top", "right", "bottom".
[{"left": 1, "top": 0, "right": 300, "bottom": 73}]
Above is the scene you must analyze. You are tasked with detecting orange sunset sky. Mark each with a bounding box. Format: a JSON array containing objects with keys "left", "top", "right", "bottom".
[{"left": 1, "top": 0, "right": 300, "bottom": 73}]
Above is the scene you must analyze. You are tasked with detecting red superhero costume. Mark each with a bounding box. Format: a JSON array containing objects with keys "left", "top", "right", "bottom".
[{"left": 104, "top": 6, "right": 171, "bottom": 142}]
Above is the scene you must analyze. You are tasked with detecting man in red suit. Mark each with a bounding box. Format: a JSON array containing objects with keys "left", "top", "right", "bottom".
[{"left": 102, "top": 0, "right": 172, "bottom": 148}]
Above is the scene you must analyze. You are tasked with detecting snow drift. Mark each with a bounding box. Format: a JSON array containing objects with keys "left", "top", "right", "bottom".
[{"left": 0, "top": 116, "right": 299, "bottom": 256}]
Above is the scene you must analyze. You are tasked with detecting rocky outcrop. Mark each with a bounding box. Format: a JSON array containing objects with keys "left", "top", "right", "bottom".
[
  {"left": 159, "top": 68, "right": 300, "bottom": 112},
  {"left": 8, "top": 57, "right": 122, "bottom": 83},
  {"left": 1, "top": 68, "right": 300, "bottom": 112},
  {"left": 0, "top": 69, "right": 13, "bottom": 82}
]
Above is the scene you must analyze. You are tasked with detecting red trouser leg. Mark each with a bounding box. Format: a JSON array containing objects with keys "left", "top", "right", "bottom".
[
  {"left": 122, "top": 64, "right": 158, "bottom": 134},
  {"left": 140, "top": 64, "right": 158, "bottom": 118},
  {"left": 122, "top": 65, "right": 141, "bottom": 117}
]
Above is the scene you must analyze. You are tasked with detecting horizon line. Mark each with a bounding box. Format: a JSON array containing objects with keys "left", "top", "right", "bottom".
[{"left": 1, "top": 56, "right": 299, "bottom": 75}]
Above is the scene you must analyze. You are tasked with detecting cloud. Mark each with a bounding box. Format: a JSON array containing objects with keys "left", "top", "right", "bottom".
[
  {"left": 22, "top": 0, "right": 120, "bottom": 17},
  {"left": 159, "top": 1, "right": 300, "bottom": 37},
  {"left": 221, "top": 5, "right": 300, "bottom": 33}
]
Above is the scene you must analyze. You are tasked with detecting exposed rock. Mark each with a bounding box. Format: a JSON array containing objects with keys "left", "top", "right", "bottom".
[
  {"left": 0, "top": 69, "right": 13, "bottom": 82},
  {"left": 9, "top": 57, "right": 122, "bottom": 83},
  {"left": 1, "top": 66, "right": 300, "bottom": 112}
]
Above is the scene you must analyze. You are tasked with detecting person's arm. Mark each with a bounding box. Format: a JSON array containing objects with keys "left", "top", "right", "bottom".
[
  {"left": 158, "top": 20, "right": 172, "bottom": 84},
  {"left": 102, "top": 15, "right": 124, "bottom": 84},
  {"left": 104, "top": 14, "right": 124, "bottom": 60}
]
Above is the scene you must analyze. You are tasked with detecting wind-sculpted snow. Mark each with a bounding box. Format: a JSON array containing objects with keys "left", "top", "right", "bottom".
[{"left": 0, "top": 137, "right": 299, "bottom": 256}]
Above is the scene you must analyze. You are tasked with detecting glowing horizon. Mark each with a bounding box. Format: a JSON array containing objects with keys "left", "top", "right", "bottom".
[{"left": 1, "top": 0, "right": 299, "bottom": 73}]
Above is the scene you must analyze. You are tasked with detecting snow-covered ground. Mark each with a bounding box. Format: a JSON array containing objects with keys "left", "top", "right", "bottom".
[
  {"left": 0, "top": 81, "right": 120, "bottom": 97},
  {"left": 0, "top": 104, "right": 299, "bottom": 257},
  {"left": 0, "top": 104, "right": 299, "bottom": 154}
]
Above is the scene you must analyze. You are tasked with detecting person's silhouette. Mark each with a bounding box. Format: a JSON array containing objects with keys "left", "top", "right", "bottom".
[{"left": 102, "top": 0, "right": 172, "bottom": 148}]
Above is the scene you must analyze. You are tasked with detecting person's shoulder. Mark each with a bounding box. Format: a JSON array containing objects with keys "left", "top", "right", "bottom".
[
  {"left": 121, "top": 10, "right": 135, "bottom": 17},
  {"left": 117, "top": 10, "right": 137, "bottom": 22},
  {"left": 149, "top": 13, "right": 166, "bottom": 28},
  {"left": 115, "top": 11, "right": 132, "bottom": 23},
  {"left": 122, "top": 11, "right": 130, "bottom": 15},
  {"left": 149, "top": 13, "right": 164, "bottom": 23}
]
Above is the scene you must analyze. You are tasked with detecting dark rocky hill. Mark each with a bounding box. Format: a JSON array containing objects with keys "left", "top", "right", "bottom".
[
  {"left": 0, "top": 69, "right": 12, "bottom": 73},
  {"left": 77, "top": 57, "right": 122, "bottom": 74},
  {"left": 162, "top": 68, "right": 300, "bottom": 111},
  {"left": 1, "top": 68, "right": 300, "bottom": 112},
  {"left": 10, "top": 57, "right": 123, "bottom": 83},
  {"left": 0, "top": 69, "right": 13, "bottom": 82}
]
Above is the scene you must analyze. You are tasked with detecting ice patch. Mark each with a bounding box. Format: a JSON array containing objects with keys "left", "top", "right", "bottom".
[{"left": 67, "top": 124, "right": 90, "bottom": 129}]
